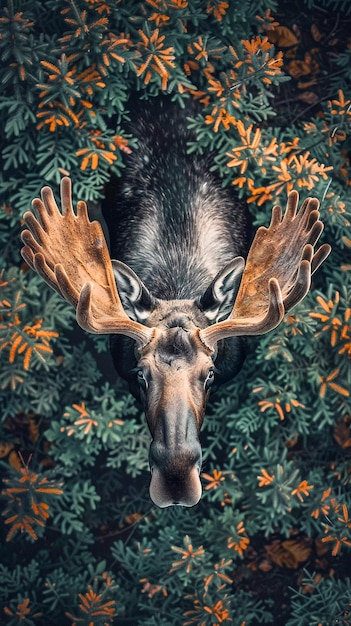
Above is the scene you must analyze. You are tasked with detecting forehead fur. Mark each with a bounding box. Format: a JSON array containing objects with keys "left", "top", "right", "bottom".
[{"left": 157, "top": 327, "right": 196, "bottom": 365}]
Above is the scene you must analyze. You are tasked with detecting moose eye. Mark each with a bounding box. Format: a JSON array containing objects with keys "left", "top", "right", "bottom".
[
  {"left": 204, "top": 369, "right": 215, "bottom": 390},
  {"left": 137, "top": 369, "right": 148, "bottom": 390}
]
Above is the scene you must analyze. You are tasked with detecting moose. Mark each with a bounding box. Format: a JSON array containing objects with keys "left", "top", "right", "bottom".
[{"left": 21, "top": 100, "right": 330, "bottom": 508}]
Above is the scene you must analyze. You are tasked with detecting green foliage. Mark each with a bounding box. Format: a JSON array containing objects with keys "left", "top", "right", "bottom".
[
  {"left": 1, "top": 0, "right": 351, "bottom": 624},
  {"left": 302, "top": 0, "right": 351, "bottom": 16},
  {"left": 287, "top": 571, "right": 351, "bottom": 626}
]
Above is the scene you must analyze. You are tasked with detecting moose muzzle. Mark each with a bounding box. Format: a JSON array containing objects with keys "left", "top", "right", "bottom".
[
  {"left": 148, "top": 404, "right": 202, "bottom": 507},
  {"left": 149, "top": 450, "right": 202, "bottom": 507}
]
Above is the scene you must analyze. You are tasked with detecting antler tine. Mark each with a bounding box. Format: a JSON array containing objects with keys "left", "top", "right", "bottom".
[
  {"left": 21, "top": 177, "right": 154, "bottom": 346},
  {"left": 311, "top": 242, "right": 331, "bottom": 275},
  {"left": 200, "top": 191, "right": 331, "bottom": 350},
  {"left": 21, "top": 245, "right": 58, "bottom": 294}
]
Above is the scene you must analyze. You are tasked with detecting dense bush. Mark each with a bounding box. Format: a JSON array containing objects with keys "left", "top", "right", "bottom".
[{"left": 0, "top": 0, "right": 350, "bottom": 624}]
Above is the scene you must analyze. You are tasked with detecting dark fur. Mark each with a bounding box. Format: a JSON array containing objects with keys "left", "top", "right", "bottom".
[{"left": 102, "top": 97, "right": 251, "bottom": 397}]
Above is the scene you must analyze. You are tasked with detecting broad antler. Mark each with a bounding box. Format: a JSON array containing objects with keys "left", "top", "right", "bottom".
[
  {"left": 21, "top": 181, "right": 330, "bottom": 351},
  {"left": 200, "top": 191, "right": 331, "bottom": 349},
  {"left": 21, "top": 177, "right": 154, "bottom": 346}
]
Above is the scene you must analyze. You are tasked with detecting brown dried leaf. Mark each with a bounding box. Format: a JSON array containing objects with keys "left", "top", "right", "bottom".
[
  {"left": 8, "top": 450, "right": 22, "bottom": 471},
  {"left": 258, "top": 558, "right": 273, "bottom": 572},
  {"left": 333, "top": 418, "right": 351, "bottom": 448},
  {"left": 0, "top": 442, "right": 13, "bottom": 458},
  {"left": 266, "top": 26, "right": 298, "bottom": 47},
  {"left": 298, "top": 91, "right": 319, "bottom": 105},
  {"left": 265, "top": 538, "right": 311, "bottom": 568},
  {"left": 297, "top": 79, "right": 318, "bottom": 89},
  {"left": 315, "top": 538, "right": 330, "bottom": 557},
  {"left": 285, "top": 432, "right": 299, "bottom": 448},
  {"left": 311, "top": 24, "right": 323, "bottom": 42}
]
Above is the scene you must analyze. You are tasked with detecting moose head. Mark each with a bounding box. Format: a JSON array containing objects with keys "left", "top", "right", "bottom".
[{"left": 21, "top": 178, "right": 330, "bottom": 507}]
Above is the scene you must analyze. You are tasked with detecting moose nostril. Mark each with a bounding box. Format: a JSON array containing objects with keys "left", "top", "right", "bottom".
[{"left": 149, "top": 464, "right": 202, "bottom": 508}]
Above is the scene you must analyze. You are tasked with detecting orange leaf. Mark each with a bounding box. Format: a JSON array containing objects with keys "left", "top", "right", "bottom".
[
  {"left": 36, "top": 487, "right": 63, "bottom": 494},
  {"left": 23, "top": 346, "right": 33, "bottom": 370},
  {"left": 9, "top": 334, "right": 23, "bottom": 363}
]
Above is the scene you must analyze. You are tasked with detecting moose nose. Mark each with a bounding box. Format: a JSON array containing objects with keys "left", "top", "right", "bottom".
[
  {"left": 149, "top": 464, "right": 202, "bottom": 508},
  {"left": 149, "top": 442, "right": 202, "bottom": 508}
]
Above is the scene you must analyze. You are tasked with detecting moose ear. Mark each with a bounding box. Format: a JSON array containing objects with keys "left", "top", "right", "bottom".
[
  {"left": 199, "top": 257, "right": 245, "bottom": 323},
  {"left": 112, "top": 260, "right": 155, "bottom": 322}
]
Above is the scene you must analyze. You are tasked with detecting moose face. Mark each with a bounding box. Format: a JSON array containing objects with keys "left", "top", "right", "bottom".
[
  {"left": 110, "top": 264, "right": 245, "bottom": 508},
  {"left": 135, "top": 323, "right": 216, "bottom": 508}
]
